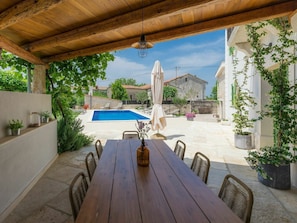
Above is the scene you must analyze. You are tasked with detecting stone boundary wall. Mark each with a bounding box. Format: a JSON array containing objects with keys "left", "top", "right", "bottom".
[
  {"left": 84, "top": 95, "right": 122, "bottom": 109},
  {"left": 191, "top": 100, "right": 218, "bottom": 114},
  {"left": 84, "top": 96, "right": 218, "bottom": 115}
]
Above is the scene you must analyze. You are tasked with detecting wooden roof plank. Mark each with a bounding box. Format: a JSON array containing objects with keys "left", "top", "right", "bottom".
[
  {"left": 0, "top": 0, "right": 296, "bottom": 63},
  {"left": 0, "top": 0, "right": 64, "bottom": 30},
  {"left": 24, "top": 0, "right": 218, "bottom": 52},
  {"left": 42, "top": 0, "right": 297, "bottom": 63},
  {"left": 149, "top": 0, "right": 297, "bottom": 42}
]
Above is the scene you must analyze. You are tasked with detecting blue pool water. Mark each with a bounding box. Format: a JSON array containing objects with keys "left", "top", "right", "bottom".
[{"left": 92, "top": 110, "right": 149, "bottom": 121}]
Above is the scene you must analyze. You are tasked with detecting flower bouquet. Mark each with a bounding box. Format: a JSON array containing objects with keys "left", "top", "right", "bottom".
[{"left": 135, "top": 120, "right": 151, "bottom": 139}]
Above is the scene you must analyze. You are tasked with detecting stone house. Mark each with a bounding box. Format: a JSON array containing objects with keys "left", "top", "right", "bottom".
[
  {"left": 164, "top": 73, "right": 207, "bottom": 100},
  {"left": 105, "top": 74, "right": 207, "bottom": 102}
]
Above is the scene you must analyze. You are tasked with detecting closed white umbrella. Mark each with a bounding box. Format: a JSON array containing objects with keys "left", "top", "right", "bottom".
[{"left": 150, "top": 60, "right": 167, "bottom": 138}]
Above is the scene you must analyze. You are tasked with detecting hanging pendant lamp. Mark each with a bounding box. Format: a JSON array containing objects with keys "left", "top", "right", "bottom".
[{"left": 131, "top": 0, "right": 153, "bottom": 58}]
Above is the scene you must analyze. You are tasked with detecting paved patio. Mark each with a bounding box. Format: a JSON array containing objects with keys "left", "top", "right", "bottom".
[{"left": 3, "top": 112, "right": 297, "bottom": 223}]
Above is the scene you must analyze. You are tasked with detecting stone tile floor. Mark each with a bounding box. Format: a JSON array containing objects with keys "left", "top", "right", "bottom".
[{"left": 3, "top": 113, "right": 297, "bottom": 223}]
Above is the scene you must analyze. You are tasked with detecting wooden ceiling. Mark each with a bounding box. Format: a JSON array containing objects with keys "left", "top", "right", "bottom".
[{"left": 0, "top": 0, "right": 296, "bottom": 65}]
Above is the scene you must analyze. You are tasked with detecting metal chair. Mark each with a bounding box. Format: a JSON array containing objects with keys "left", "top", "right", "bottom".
[
  {"left": 85, "top": 152, "right": 97, "bottom": 181},
  {"left": 95, "top": 139, "right": 103, "bottom": 160},
  {"left": 218, "top": 174, "right": 254, "bottom": 223},
  {"left": 69, "top": 172, "right": 89, "bottom": 220},
  {"left": 190, "top": 152, "right": 210, "bottom": 184},
  {"left": 122, "top": 130, "right": 140, "bottom": 139},
  {"left": 173, "top": 140, "right": 186, "bottom": 160}
]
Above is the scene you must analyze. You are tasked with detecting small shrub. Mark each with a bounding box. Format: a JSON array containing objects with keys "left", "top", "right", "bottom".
[{"left": 57, "top": 116, "right": 93, "bottom": 154}]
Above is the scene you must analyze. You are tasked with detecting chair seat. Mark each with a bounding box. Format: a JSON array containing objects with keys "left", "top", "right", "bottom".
[
  {"left": 85, "top": 152, "right": 97, "bottom": 181},
  {"left": 173, "top": 140, "right": 186, "bottom": 160},
  {"left": 122, "top": 130, "right": 140, "bottom": 139},
  {"left": 218, "top": 174, "right": 254, "bottom": 223},
  {"left": 190, "top": 152, "right": 210, "bottom": 184},
  {"left": 69, "top": 172, "right": 89, "bottom": 220},
  {"left": 95, "top": 139, "right": 103, "bottom": 160}
]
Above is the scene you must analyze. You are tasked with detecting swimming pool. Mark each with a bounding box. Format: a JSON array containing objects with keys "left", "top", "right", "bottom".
[{"left": 92, "top": 110, "right": 150, "bottom": 121}]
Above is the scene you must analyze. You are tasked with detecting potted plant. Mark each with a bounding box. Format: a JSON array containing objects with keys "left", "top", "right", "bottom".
[
  {"left": 8, "top": 119, "right": 24, "bottom": 136},
  {"left": 245, "top": 18, "right": 297, "bottom": 189},
  {"left": 231, "top": 51, "right": 256, "bottom": 149},
  {"left": 185, "top": 112, "right": 196, "bottom": 121},
  {"left": 83, "top": 104, "right": 89, "bottom": 113},
  {"left": 40, "top": 111, "right": 51, "bottom": 123}
]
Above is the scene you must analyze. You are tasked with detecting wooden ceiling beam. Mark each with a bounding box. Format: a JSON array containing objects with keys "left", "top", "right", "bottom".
[
  {"left": 43, "top": 0, "right": 297, "bottom": 63},
  {"left": 42, "top": 37, "right": 140, "bottom": 63},
  {"left": 149, "top": 0, "right": 297, "bottom": 43},
  {"left": 0, "top": 35, "right": 46, "bottom": 65},
  {"left": 0, "top": 0, "right": 64, "bottom": 30},
  {"left": 24, "top": 0, "right": 218, "bottom": 52}
]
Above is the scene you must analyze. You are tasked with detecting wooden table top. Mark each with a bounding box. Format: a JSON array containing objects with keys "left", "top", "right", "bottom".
[{"left": 75, "top": 139, "right": 242, "bottom": 223}]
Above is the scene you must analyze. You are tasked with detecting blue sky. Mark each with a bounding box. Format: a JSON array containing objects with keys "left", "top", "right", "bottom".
[{"left": 99, "top": 29, "right": 225, "bottom": 96}]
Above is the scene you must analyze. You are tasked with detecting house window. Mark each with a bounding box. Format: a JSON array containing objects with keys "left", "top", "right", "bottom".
[{"left": 185, "top": 78, "right": 187, "bottom": 82}]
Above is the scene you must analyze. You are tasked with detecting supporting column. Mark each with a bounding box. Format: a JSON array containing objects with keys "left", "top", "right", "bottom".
[
  {"left": 27, "top": 64, "right": 31, "bottom": 93},
  {"left": 32, "top": 65, "right": 46, "bottom": 94},
  {"left": 290, "top": 10, "right": 297, "bottom": 32}
]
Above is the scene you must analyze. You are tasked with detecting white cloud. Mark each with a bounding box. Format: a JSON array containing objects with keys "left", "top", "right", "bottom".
[
  {"left": 97, "top": 56, "right": 151, "bottom": 86},
  {"left": 174, "top": 37, "right": 225, "bottom": 52},
  {"left": 167, "top": 50, "right": 224, "bottom": 68}
]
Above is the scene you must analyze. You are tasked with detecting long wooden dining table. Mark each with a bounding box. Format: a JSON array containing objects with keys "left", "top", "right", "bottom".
[{"left": 75, "top": 139, "right": 242, "bottom": 223}]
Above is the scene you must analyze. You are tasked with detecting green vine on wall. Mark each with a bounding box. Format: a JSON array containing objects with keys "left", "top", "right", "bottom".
[
  {"left": 246, "top": 18, "right": 297, "bottom": 177},
  {"left": 232, "top": 52, "right": 256, "bottom": 135}
]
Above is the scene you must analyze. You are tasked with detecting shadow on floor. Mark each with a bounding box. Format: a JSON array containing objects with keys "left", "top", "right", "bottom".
[{"left": 165, "top": 134, "right": 185, "bottom": 140}]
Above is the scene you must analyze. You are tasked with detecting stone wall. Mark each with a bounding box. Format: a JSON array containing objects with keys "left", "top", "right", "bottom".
[
  {"left": 84, "top": 95, "right": 122, "bottom": 109},
  {"left": 191, "top": 100, "right": 218, "bottom": 114}
]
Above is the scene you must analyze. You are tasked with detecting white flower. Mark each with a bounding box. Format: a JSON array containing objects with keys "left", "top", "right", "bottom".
[{"left": 136, "top": 120, "right": 151, "bottom": 139}]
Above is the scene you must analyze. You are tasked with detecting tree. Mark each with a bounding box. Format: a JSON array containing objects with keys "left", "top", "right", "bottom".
[
  {"left": 48, "top": 53, "right": 114, "bottom": 117},
  {"left": 0, "top": 50, "right": 30, "bottom": 92},
  {"left": 207, "top": 83, "right": 217, "bottom": 100},
  {"left": 172, "top": 97, "right": 187, "bottom": 115},
  {"left": 163, "top": 85, "right": 177, "bottom": 100},
  {"left": 114, "top": 78, "right": 144, "bottom": 86},
  {"left": 136, "top": 91, "right": 148, "bottom": 107},
  {"left": 111, "top": 79, "right": 129, "bottom": 100},
  {"left": 0, "top": 69, "right": 27, "bottom": 92},
  {"left": 50, "top": 53, "right": 115, "bottom": 153},
  {"left": 0, "top": 50, "right": 29, "bottom": 74}
]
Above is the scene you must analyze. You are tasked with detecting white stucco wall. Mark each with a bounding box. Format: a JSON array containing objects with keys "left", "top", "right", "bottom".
[
  {"left": 0, "top": 91, "right": 52, "bottom": 138},
  {"left": 0, "top": 91, "right": 57, "bottom": 220}
]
